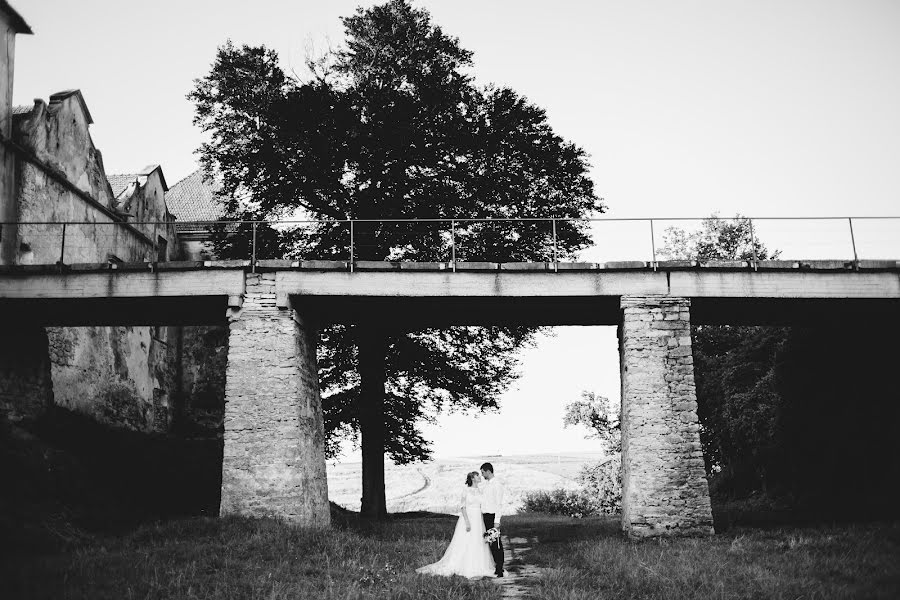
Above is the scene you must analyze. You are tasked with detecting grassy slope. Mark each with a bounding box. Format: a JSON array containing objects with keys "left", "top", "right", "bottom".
[
  {"left": 2, "top": 512, "right": 897, "bottom": 600},
  {"left": 1, "top": 512, "right": 502, "bottom": 600}
]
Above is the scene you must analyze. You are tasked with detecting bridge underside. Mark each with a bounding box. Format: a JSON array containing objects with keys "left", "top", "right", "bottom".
[
  {"left": 0, "top": 296, "right": 230, "bottom": 326},
  {"left": 294, "top": 295, "right": 900, "bottom": 328},
  {"left": 2, "top": 295, "right": 897, "bottom": 329}
]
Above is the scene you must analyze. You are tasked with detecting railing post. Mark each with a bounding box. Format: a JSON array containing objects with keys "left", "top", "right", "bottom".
[
  {"left": 552, "top": 217, "right": 558, "bottom": 272},
  {"left": 848, "top": 217, "right": 859, "bottom": 267},
  {"left": 251, "top": 221, "right": 258, "bottom": 273},
  {"left": 649, "top": 219, "right": 657, "bottom": 271},
  {"left": 748, "top": 217, "right": 759, "bottom": 271},
  {"left": 58, "top": 222, "right": 67, "bottom": 270},
  {"left": 451, "top": 219, "right": 456, "bottom": 273},
  {"left": 349, "top": 220, "right": 355, "bottom": 273}
]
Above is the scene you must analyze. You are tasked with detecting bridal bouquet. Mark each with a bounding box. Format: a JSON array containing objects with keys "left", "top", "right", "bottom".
[{"left": 483, "top": 527, "right": 501, "bottom": 544}]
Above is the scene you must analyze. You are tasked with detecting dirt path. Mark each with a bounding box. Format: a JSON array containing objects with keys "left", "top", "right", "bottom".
[
  {"left": 391, "top": 467, "right": 430, "bottom": 501},
  {"left": 495, "top": 535, "right": 541, "bottom": 599}
]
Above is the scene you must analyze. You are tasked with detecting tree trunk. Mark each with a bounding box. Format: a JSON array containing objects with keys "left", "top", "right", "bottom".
[{"left": 357, "top": 325, "right": 388, "bottom": 519}]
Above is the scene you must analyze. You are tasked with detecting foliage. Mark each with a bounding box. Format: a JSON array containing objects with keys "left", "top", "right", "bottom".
[
  {"left": 576, "top": 456, "right": 622, "bottom": 515},
  {"left": 189, "top": 0, "right": 602, "bottom": 475}
]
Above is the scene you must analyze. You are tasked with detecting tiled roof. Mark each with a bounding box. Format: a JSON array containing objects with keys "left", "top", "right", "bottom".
[
  {"left": 12, "top": 104, "right": 33, "bottom": 116},
  {"left": 107, "top": 173, "right": 138, "bottom": 199},
  {"left": 165, "top": 169, "right": 224, "bottom": 229}
]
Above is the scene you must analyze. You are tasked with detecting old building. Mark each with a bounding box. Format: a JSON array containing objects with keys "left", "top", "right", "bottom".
[{"left": 0, "top": 2, "right": 186, "bottom": 429}]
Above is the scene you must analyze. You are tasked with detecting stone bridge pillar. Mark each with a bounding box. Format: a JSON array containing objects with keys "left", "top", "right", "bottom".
[
  {"left": 220, "top": 273, "right": 330, "bottom": 527},
  {"left": 618, "top": 295, "right": 714, "bottom": 538}
]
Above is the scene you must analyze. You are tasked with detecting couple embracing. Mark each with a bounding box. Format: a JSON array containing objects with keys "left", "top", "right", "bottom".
[{"left": 417, "top": 462, "right": 507, "bottom": 579}]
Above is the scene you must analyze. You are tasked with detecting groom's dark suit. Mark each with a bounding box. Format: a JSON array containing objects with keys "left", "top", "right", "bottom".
[{"left": 482, "top": 513, "right": 504, "bottom": 577}]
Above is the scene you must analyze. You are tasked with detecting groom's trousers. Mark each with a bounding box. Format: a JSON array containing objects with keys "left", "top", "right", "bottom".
[{"left": 482, "top": 512, "right": 504, "bottom": 576}]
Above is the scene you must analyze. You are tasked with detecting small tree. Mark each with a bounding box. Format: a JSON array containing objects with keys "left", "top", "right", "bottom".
[
  {"left": 659, "top": 213, "right": 777, "bottom": 262},
  {"left": 563, "top": 391, "right": 622, "bottom": 514}
]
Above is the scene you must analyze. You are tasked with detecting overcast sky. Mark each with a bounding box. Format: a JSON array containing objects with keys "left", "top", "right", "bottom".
[{"left": 11, "top": 0, "right": 900, "bottom": 458}]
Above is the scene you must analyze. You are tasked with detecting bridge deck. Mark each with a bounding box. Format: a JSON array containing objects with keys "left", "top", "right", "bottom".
[{"left": 1, "top": 260, "right": 898, "bottom": 326}]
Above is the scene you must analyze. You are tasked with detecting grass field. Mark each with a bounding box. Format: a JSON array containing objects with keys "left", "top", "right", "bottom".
[
  {"left": 327, "top": 451, "right": 605, "bottom": 514},
  {"left": 2, "top": 511, "right": 897, "bottom": 599},
  {"left": 514, "top": 515, "right": 900, "bottom": 600}
]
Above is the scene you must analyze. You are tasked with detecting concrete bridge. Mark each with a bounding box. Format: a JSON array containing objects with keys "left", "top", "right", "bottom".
[{"left": 2, "top": 258, "right": 899, "bottom": 537}]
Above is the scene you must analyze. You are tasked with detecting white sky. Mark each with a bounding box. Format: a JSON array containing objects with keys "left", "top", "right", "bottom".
[{"left": 10, "top": 1, "right": 900, "bottom": 458}]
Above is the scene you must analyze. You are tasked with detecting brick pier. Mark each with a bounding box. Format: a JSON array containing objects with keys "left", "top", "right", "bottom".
[
  {"left": 619, "top": 295, "right": 714, "bottom": 538},
  {"left": 220, "top": 273, "right": 330, "bottom": 527}
]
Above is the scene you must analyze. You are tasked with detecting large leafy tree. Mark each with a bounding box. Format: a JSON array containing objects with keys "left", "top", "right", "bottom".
[{"left": 190, "top": 0, "right": 601, "bottom": 518}]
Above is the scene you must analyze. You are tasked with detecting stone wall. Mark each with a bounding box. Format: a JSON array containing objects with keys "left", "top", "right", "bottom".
[
  {"left": 619, "top": 295, "right": 714, "bottom": 538},
  {"left": 220, "top": 273, "right": 330, "bottom": 527}
]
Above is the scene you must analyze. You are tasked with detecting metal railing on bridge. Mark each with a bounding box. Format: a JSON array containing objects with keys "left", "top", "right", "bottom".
[{"left": 3, "top": 216, "right": 899, "bottom": 272}]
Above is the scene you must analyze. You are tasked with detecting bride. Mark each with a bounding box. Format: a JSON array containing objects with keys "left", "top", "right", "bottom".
[{"left": 416, "top": 471, "right": 496, "bottom": 578}]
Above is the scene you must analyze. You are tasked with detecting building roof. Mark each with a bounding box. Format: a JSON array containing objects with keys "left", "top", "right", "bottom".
[
  {"left": 12, "top": 104, "right": 33, "bottom": 116},
  {"left": 108, "top": 174, "right": 138, "bottom": 199},
  {"left": 0, "top": 1, "right": 32, "bottom": 34},
  {"left": 164, "top": 169, "right": 224, "bottom": 229},
  {"left": 137, "top": 164, "right": 168, "bottom": 191},
  {"left": 48, "top": 90, "right": 93, "bottom": 124}
]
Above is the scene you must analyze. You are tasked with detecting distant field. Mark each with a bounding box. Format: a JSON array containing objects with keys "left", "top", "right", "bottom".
[{"left": 327, "top": 451, "right": 607, "bottom": 514}]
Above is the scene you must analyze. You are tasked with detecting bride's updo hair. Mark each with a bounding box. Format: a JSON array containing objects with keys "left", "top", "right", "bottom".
[{"left": 465, "top": 471, "right": 479, "bottom": 487}]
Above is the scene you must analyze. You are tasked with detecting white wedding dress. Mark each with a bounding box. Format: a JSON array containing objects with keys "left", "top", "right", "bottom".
[{"left": 416, "top": 486, "right": 496, "bottom": 578}]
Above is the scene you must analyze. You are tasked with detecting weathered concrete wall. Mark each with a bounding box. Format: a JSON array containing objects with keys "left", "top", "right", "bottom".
[
  {"left": 47, "top": 325, "right": 177, "bottom": 431},
  {"left": 0, "top": 6, "right": 27, "bottom": 265},
  {"left": 619, "top": 295, "right": 714, "bottom": 538},
  {"left": 0, "top": 323, "right": 53, "bottom": 421},
  {"left": 176, "top": 325, "right": 228, "bottom": 436},
  {"left": 220, "top": 273, "right": 330, "bottom": 526},
  {"left": 2, "top": 92, "right": 182, "bottom": 430},
  {"left": 11, "top": 95, "right": 176, "bottom": 265}
]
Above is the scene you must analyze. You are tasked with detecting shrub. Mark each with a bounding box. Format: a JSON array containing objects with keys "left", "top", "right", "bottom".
[
  {"left": 520, "top": 488, "right": 597, "bottom": 518},
  {"left": 520, "top": 455, "right": 622, "bottom": 518}
]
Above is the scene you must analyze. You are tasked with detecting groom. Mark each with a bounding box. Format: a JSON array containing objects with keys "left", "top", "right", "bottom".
[{"left": 480, "top": 462, "right": 505, "bottom": 577}]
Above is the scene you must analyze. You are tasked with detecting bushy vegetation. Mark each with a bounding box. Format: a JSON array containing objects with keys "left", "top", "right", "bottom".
[
  {"left": 520, "top": 488, "right": 598, "bottom": 519},
  {"left": 520, "top": 457, "right": 621, "bottom": 518},
  {"left": 576, "top": 455, "right": 622, "bottom": 514}
]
